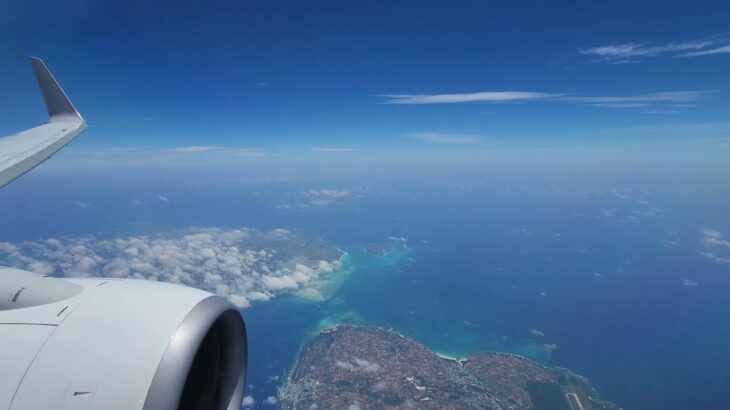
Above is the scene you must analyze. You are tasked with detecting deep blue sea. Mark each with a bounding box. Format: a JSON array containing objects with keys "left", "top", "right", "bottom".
[{"left": 1, "top": 161, "right": 729, "bottom": 409}]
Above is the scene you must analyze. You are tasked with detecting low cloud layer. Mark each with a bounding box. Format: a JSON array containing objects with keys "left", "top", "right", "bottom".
[
  {"left": 699, "top": 228, "right": 730, "bottom": 265},
  {"left": 310, "top": 147, "right": 358, "bottom": 153},
  {"left": 302, "top": 189, "right": 353, "bottom": 206},
  {"left": 0, "top": 227, "right": 341, "bottom": 308},
  {"left": 274, "top": 188, "right": 358, "bottom": 210},
  {"left": 170, "top": 145, "right": 223, "bottom": 154},
  {"left": 405, "top": 132, "right": 483, "bottom": 144},
  {"left": 169, "top": 146, "right": 222, "bottom": 153},
  {"left": 335, "top": 358, "right": 382, "bottom": 373}
]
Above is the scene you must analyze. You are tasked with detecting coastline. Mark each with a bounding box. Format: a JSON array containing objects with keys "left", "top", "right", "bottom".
[
  {"left": 292, "top": 248, "right": 352, "bottom": 302},
  {"left": 278, "top": 324, "right": 619, "bottom": 410}
]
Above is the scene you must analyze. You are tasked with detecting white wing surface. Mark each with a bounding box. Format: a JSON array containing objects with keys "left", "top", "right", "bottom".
[
  {"left": 0, "top": 57, "right": 87, "bottom": 189},
  {"left": 0, "top": 58, "right": 248, "bottom": 410}
]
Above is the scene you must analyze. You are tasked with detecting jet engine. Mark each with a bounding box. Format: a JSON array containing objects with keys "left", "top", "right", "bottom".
[{"left": 0, "top": 267, "right": 247, "bottom": 410}]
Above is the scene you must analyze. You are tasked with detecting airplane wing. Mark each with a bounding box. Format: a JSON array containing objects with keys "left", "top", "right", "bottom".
[
  {"left": 0, "top": 59, "right": 247, "bottom": 409},
  {"left": 0, "top": 57, "right": 88, "bottom": 189}
]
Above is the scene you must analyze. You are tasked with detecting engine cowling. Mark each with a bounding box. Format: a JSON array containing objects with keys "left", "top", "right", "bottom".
[{"left": 0, "top": 267, "right": 247, "bottom": 410}]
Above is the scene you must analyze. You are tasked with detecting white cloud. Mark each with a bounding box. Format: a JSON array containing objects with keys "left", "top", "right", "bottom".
[
  {"left": 263, "top": 396, "right": 277, "bottom": 405},
  {"left": 310, "top": 147, "right": 358, "bottom": 153},
  {"left": 591, "top": 103, "right": 652, "bottom": 108},
  {"left": 169, "top": 146, "right": 222, "bottom": 153},
  {"left": 405, "top": 132, "right": 483, "bottom": 144},
  {"left": 380, "top": 91, "right": 556, "bottom": 104},
  {"left": 335, "top": 360, "right": 354, "bottom": 370},
  {"left": 335, "top": 358, "right": 381, "bottom": 372},
  {"left": 353, "top": 358, "right": 381, "bottom": 372},
  {"left": 262, "top": 275, "right": 298, "bottom": 290},
  {"left": 0, "top": 227, "right": 341, "bottom": 308},
  {"left": 74, "top": 201, "right": 90, "bottom": 208},
  {"left": 580, "top": 41, "right": 709, "bottom": 60},
  {"left": 303, "top": 189, "right": 351, "bottom": 199},
  {"left": 701, "top": 228, "right": 722, "bottom": 239},
  {"left": 700, "top": 251, "right": 730, "bottom": 265},
  {"left": 579, "top": 43, "right": 653, "bottom": 59},
  {"left": 380, "top": 89, "right": 711, "bottom": 111},
  {"left": 306, "top": 199, "right": 329, "bottom": 206},
  {"left": 565, "top": 91, "right": 712, "bottom": 107},
  {"left": 680, "top": 44, "right": 730, "bottom": 57},
  {"left": 579, "top": 34, "right": 730, "bottom": 62},
  {"left": 158, "top": 195, "right": 169, "bottom": 203},
  {"left": 26, "top": 260, "right": 54, "bottom": 276},
  {"left": 516, "top": 228, "right": 531, "bottom": 236},
  {"left": 703, "top": 236, "right": 730, "bottom": 249},
  {"left": 301, "top": 189, "right": 354, "bottom": 206},
  {"left": 682, "top": 279, "right": 699, "bottom": 287},
  {"left": 642, "top": 110, "right": 683, "bottom": 115},
  {"left": 242, "top": 396, "right": 255, "bottom": 406},
  {"left": 699, "top": 228, "right": 730, "bottom": 265}
]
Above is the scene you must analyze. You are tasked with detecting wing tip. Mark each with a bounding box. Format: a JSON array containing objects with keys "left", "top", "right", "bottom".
[{"left": 29, "top": 56, "right": 85, "bottom": 123}]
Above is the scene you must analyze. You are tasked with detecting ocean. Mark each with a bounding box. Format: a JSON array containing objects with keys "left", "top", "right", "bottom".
[
  {"left": 1, "top": 162, "right": 729, "bottom": 409},
  {"left": 241, "top": 162, "right": 730, "bottom": 409}
]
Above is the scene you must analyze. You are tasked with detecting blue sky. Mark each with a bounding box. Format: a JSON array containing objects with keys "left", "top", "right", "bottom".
[{"left": 0, "top": 1, "right": 729, "bottom": 164}]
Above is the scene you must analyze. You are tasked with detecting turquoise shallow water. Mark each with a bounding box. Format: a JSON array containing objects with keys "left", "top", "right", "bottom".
[
  {"left": 244, "top": 199, "right": 730, "bottom": 410},
  {"left": 244, "top": 243, "right": 559, "bottom": 406},
  {"left": 243, "top": 245, "right": 417, "bottom": 404},
  {"left": 333, "top": 246, "right": 556, "bottom": 362}
]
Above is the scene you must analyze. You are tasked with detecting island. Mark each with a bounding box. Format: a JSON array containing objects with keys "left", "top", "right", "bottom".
[{"left": 278, "top": 325, "right": 620, "bottom": 410}]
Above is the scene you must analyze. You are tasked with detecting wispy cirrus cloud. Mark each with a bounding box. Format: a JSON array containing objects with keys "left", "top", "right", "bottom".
[
  {"left": 565, "top": 91, "right": 713, "bottom": 108},
  {"left": 405, "top": 132, "right": 483, "bottom": 144},
  {"left": 380, "top": 91, "right": 556, "bottom": 105},
  {"left": 379, "top": 90, "right": 712, "bottom": 109},
  {"left": 681, "top": 44, "right": 730, "bottom": 57},
  {"left": 579, "top": 34, "right": 730, "bottom": 63}
]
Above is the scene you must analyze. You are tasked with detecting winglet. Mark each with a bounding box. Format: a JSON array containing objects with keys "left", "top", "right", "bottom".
[{"left": 29, "top": 57, "right": 85, "bottom": 123}]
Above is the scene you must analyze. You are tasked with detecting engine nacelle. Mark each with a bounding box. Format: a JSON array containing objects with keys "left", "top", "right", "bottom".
[{"left": 0, "top": 267, "right": 247, "bottom": 410}]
